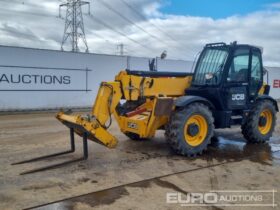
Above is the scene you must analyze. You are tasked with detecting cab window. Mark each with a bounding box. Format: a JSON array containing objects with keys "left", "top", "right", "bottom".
[{"left": 228, "top": 49, "right": 249, "bottom": 82}]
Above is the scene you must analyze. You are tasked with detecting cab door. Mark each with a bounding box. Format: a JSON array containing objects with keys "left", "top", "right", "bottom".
[
  {"left": 224, "top": 48, "right": 250, "bottom": 110},
  {"left": 249, "top": 49, "right": 263, "bottom": 100}
]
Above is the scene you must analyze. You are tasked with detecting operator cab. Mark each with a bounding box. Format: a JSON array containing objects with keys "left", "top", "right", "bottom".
[{"left": 187, "top": 42, "right": 266, "bottom": 128}]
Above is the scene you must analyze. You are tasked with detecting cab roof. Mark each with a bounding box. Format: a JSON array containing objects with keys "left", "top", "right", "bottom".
[{"left": 205, "top": 42, "right": 263, "bottom": 53}]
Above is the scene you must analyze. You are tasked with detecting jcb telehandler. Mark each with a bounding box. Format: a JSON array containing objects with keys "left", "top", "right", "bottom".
[{"left": 15, "top": 42, "right": 278, "bottom": 174}]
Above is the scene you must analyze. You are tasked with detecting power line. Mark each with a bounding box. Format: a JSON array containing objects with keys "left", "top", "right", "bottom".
[
  {"left": 0, "top": 1, "right": 195, "bottom": 59},
  {"left": 85, "top": 33, "right": 119, "bottom": 54},
  {"left": 99, "top": 0, "right": 194, "bottom": 59},
  {"left": 119, "top": 0, "right": 195, "bottom": 58},
  {"left": 0, "top": 5, "right": 137, "bottom": 56},
  {"left": 1, "top": 0, "right": 60, "bottom": 17},
  {"left": 0, "top": 2, "right": 144, "bottom": 56},
  {"left": 1, "top": 0, "right": 41, "bottom": 8},
  {"left": 119, "top": 0, "right": 179, "bottom": 43},
  {"left": 0, "top": 6, "right": 55, "bottom": 18},
  {"left": 87, "top": 15, "right": 154, "bottom": 53},
  {"left": 98, "top": 0, "right": 171, "bottom": 47}
]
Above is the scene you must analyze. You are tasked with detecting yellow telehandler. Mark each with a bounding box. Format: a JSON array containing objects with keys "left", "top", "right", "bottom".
[{"left": 15, "top": 42, "right": 278, "bottom": 174}]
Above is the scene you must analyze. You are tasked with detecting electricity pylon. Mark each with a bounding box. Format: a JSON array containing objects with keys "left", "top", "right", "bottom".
[{"left": 59, "top": 0, "right": 90, "bottom": 52}]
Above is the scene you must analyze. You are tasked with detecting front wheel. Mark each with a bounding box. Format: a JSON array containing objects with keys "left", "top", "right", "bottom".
[
  {"left": 166, "top": 103, "right": 214, "bottom": 157},
  {"left": 241, "top": 100, "right": 277, "bottom": 143}
]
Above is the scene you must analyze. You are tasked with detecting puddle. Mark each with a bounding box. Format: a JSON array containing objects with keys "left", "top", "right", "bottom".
[
  {"left": 32, "top": 178, "right": 190, "bottom": 210},
  {"left": 271, "top": 149, "right": 280, "bottom": 165},
  {"left": 204, "top": 136, "right": 280, "bottom": 166},
  {"left": 34, "top": 187, "right": 129, "bottom": 210}
]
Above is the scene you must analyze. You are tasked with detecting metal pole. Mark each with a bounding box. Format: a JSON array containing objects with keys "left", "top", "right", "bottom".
[
  {"left": 83, "top": 132, "right": 88, "bottom": 159},
  {"left": 70, "top": 128, "right": 75, "bottom": 151}
]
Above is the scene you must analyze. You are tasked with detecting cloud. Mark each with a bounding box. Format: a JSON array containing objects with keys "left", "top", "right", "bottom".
[
  {"left": 266, "top": 2, "right": 280, "bottom": 9},
  {"left": 143, "top": 2, "right": 164, "bottom": 17},
  {"left": 0, "top": 0, "right": 279, "bottom": 66}
]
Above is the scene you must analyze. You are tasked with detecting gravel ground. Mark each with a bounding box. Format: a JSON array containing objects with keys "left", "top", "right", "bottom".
[{"left": 0, "top": 104, "right": 279, "bottom": 210}]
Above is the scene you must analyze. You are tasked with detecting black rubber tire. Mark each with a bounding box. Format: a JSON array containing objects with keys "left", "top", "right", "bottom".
[
  {"left": 165, "top": 103, "right": 214, "bottom": 157},
  {"left": 124, "top": 132, "right": 148, "bottom": 141},
  {"left": 241, "top": 100, "right": 277, "bottom": 143}
]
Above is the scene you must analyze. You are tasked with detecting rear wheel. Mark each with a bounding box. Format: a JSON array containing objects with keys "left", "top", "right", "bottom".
[
  {"left": 241, "top": 100, "right": 276, "bottom": 143},
  {"left": 166, "top": 103, "right": 214, "bottom": 157}
]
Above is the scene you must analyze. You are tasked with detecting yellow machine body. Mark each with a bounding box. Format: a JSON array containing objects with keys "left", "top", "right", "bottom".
[{"left": 57, "top": 70, "right": 192, "bottom": 148}]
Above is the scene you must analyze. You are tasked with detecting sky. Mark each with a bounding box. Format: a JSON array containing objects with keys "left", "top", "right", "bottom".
[
  {"left": 161, "top": 0, "right": 280, "bottom": 18},
  {"left": 0, "top": 0, "right": 280, "bottom": 66}
]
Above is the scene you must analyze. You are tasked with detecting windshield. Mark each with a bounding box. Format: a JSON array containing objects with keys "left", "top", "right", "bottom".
[{"left": 192, "top": 48, "right": 228, "bottom": 85}]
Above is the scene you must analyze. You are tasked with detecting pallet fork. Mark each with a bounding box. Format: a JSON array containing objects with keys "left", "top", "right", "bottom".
[{"left": 12, "top": 128, "right": 88, "bottom": 175}]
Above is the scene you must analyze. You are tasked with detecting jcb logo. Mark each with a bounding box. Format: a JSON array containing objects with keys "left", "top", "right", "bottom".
[
  {"left": 128, "top": 122, "right": 138, "bottom": 130},
  {"left": 232, "top": 94, "right": 245, "bottom": 101}
]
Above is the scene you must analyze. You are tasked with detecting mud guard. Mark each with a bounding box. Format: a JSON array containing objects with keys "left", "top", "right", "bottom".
[
  {"left": 256, "top": 95, "right": 279, "bottom": 112},
  {"left": 175, "top": 95, "right": 215, "bottom": 110}
]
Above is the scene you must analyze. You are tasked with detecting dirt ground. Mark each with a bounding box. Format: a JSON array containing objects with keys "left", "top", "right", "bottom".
[{"left": 0, "top": 105, "right": 280, "bottom": 210}]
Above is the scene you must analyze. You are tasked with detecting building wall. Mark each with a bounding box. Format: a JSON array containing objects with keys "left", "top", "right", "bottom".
[
  {"left": 0, "top": 46, "right": 279, "bottom": 111},
  {"left": 266, "top": 67, "right": 280, "bottom": 99},
  {"left": 0, "top": 46, "right": 192, "bottom": 111}
]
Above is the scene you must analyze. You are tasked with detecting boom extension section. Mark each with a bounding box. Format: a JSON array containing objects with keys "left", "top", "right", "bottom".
[{"left": 57, "top": 70, "right": 192, "bottom": 149}]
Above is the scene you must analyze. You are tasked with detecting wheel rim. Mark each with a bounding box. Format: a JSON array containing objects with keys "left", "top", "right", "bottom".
[
  {"left": 184, "top": 114, "right": 208, "bottom": 147},
  {"left": 258, "top": 109, "right": 273, "bottom": 135}
]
